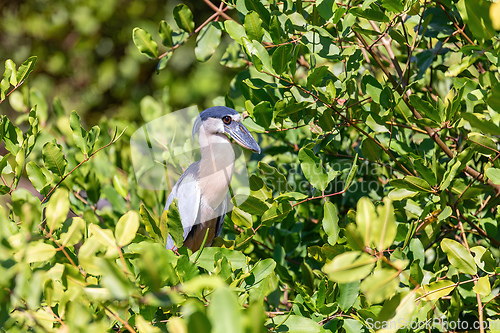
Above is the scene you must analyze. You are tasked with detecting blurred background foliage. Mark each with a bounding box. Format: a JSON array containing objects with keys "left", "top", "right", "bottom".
[{"left": 0, "top": 0, "right": 235, "bottom": 125}]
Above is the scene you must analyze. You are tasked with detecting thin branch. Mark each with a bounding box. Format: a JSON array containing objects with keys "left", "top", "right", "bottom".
[
  {"left": 354, "top": 31, "right": 500, "bottom": 195},
  {"left": 41, "top": 127, "right": 125, "bottom": 204},
  {"left": 262, "top": 70, "right": 414, "bottom": 176},
  {"left": 104, "top": 306, "right": 137, "bottom": 333}
]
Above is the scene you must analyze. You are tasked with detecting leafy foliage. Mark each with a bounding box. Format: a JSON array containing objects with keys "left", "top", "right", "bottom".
[{"left": 1, "top": 0, "right": 500, "bottom": 332}]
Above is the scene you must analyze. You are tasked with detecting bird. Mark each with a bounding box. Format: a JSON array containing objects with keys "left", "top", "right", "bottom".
[{"left": 164, "top": 106, "right": 261, "bottom": 252}]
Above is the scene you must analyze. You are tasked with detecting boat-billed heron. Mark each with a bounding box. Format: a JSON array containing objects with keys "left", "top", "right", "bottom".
[{"left": 165, "top": 106, "right": 261, "bottom": 251}]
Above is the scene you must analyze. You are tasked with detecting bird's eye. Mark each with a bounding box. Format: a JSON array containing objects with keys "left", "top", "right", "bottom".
[{"left": 222, "top": 116, "right": 232, "bottom": 125}]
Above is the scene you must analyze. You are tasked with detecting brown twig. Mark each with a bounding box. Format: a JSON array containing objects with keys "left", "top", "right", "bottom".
[{"left": 104, "top": 306, "right": 137, "bottom": 333}]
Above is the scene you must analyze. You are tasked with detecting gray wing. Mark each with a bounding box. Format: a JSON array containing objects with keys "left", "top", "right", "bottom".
[{"left": 165, "top": 162, "right": 201, "bottom": 249}]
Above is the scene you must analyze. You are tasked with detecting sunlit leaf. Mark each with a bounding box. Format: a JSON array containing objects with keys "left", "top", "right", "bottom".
[
  {"left": 323, "top": 251, "right": 376, "bottom": 283},
  {"left": 115, "top": 211, "right": 140, "bottom": 247},
  {"left": 132, "top": 27, "right": 158, "bottom": 59},
  {"left": 441, "top": 238, "right": 477, "bottom": 275}
]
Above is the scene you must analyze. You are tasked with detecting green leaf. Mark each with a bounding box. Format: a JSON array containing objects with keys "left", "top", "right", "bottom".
[
  {"left": 234, "top": 194, "right": 269, "bottom": 215},
  {"left": 377, "top": 292, "right": 416, "bottom": 332},
  {"left": 461, "top": 0, "right": 495, "bottom": 41},
  {"left": 89, "top": 224, "right": 117, "bottom": 248},
  {"left": 258, "top": 161, "right": 291, "bottom": 193},
  {"left": 420, "top": 280, "right": 456, "bottom": 300},
  {"left": 361, "top": 138, "right": 381, "bottom": 161},
  {"left": 486, "top": 167, "right": 500, "bottom": 185},
  {"left": 261, "top": 200, "right": 292, "bottom": 226},
  {"left": 409, "top": 95, "right": 441, "bottom": 123},
  {"left": 323, "top": 251, "right": 376, "bottom": 283},
  {"left": 159, "top": 20, "right": 173, "bottom": 47},
  {"left": 241, "top": 38, "right": 275, "bottom": 74},
  {"left": 382, "top": 0, "right": 404, "bottom": 12},
  {"left": 192, "top": 247, "right": 246, "bottom": 271},
  {"left": 400, "top": 176, "right": 433, "bottom": 193},
  {"left": 487, "top": 83, "right": 500, "bottom": 112},
  {"left": 173, "top": 4, "right": 195, "bottom": 34},
  {"left": 356, "top": 197, "right": 375, "bottom": 247},
  {"left": 473, "top": 276, "right": 491, "bottom": 297},
  {"left": 25, "top": 242, "right": 56, "bottom": 263},
  {"left": 224, "top": 20, "right": 246, "bottom": 43},
  {"left": 461, "top": 112, "right": 500, "bottom": 136},
  {"left": 248, "top": 258, "right": 276, "bottom": 285},
  {"left": 244, "top": 0, "right": 271, "bottom": 27},
  {"left": 361, "top": 268, "right": 400, "bottom": 303},
  {"left": 42, "top": 141, "right": 67, "bottom": 177},
  {"left": 86, "top": 126, "right": 100, "bottom": 154},
  {"left": 253, "top": 101, "right": 273, "bottom": 128},
  {"left": 230, "top": 207, "right": 252, "bottom": 228},
  {"left": 244, "top": 11, "right": 264, "bottom": 42},
  {"left": 317, "top": 0, "right": 336, "bottom": 20},
  {"left": 208, "top": 288, "right": 243, "bottom": 333},
  {"left": 298, "top": 148, "right": 331, "bottom": 191},
  {"left": 470, "top": 246, "right": 496, "bottom": 274},
  {"left": 269, "top": 15, "right": 284, "bottom": 44},
  {"left": 343, "top": 154, "right": 358, "bottom": 192},
  {"left": 115, "top": 211, "right": 140, "bottom": 247},
  {"left": 441, "top": 238, "right": 477, "bottom": 275},
  {"left": 70, "top": 110, "right": 87, "bottom": 154},
  {"left": 372, "top": 198, "right": 397, "bottom": 251},
  {"left": 338, "top": 281, "right": 360, "bottom": 311},
  {"left": 266, "top": 315, "right": 321, "bottom": 333},
  {"left": 140, "top": 204, "right": 163, "bottom": 244},
  {"left": 16, "top": 56, "right": 37, "bottom": 84},
  {"left": 60, "top": 217, "right": 85, "bottom": 247},
  {"left": 1, "top": 60, "right": 13, "bottom": 100},
  {"left": 166, "top": 198, "right": 184, "bottom": 248},
  {"left": 5, "top": 59, "right": 17, "bottom": 86},
  {"left": 350, "top": 7, "right": 389, "bottom": 22},
  {"left": 272, "top": 44, "right": 292, "bottom": 75},
  {"left": 132, "top": 27, "right": 158, "bottom": 59},
  {"left": 467, "top": 132, "right": 497, "bottom": 155},
  {"left": 439, "top": 159, "right": 461, "bottom": 190},
  {"left": 195, "top": 22, "right": 222, "bottom": 62},
  {"left": 26, "top": 161, "right": 47, "bottom": 193},
  {"left": 322, "top": 201, "right": 339, "bottom": 246},
  {"left": 45, "top": 188, "right": 69, "bottom": 233}
]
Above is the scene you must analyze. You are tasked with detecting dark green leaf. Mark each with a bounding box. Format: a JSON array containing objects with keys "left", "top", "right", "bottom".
[
  {"left": 253, "top": 101, "right": 273, "bottom": 128},
  {"left": 271, "top": 44, "right": 292, "bottom": 75},
  {"left": 338, "top": 281, "right": 360, "bottom": 311},
  {"left": 159, "top": 20, "right": 173, "bottom": 47},
  {"left": 234, "top": 194, "right": 269, "bottom": 215},
  {"left": 258, "top": 161, "right": 291, "bottom": 193},
  {"left": 350, "top": 8, "right": 390, "bottom": 22},
  {"left": 166, "top": 199, "right": 184, "bottom": 248},
  {"left": 42, "top": 141, "right": 67, "bottom": 177},
  {"left": 173, "top": 4, "right": 195, "bottom": 34}
]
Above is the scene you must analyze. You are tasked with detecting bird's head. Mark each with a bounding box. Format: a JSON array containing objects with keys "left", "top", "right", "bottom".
[{"left": 192, "top": 106, "right": 261, "bottom": 153}]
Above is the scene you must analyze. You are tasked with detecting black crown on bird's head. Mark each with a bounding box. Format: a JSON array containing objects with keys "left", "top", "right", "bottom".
[{"left": 192, "top": 106, "right": 239, "bottom": 139}]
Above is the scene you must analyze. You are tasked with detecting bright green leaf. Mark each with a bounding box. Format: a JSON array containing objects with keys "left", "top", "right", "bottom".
[
  {"left": 441, "top": 238, "right": 477, "bottom": 275},
  {"left": 115, "top": 211, "right": 140, "bottom": 247}
]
